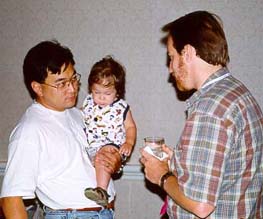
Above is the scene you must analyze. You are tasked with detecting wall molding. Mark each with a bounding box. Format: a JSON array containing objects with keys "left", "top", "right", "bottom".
[
  {"left": 0, "top": 162, "right": 144, "bottom": 181},
  {"left": 0, "top": 162, "right": 5, "bottom": 176},
  {"left": 122, "top": 164, "right": 144, "bottom": 180}
]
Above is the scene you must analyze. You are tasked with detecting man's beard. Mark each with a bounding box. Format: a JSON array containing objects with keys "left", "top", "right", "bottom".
[{"left": 174, "top": 58, "right": 190, "bottom": 91}]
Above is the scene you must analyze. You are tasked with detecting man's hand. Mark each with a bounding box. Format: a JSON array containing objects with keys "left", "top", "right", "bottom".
[
  {"left": 95, "top": 145, "right": 122, "bottom": 174},
  {"left": 161, "top": 144, "right": 173, "bottom": 159},
  {"left": 141, "top": 145, "right": 215, "bottom": 218},
  {"left": 140, "top": 148, "right": 170, "bottom": 185}
]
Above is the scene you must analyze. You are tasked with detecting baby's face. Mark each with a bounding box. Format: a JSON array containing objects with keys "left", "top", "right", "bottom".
[{"left": 91, "top": 83, "right": 117, "bottom": 107}]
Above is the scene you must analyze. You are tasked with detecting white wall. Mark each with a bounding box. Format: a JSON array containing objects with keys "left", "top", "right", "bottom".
[{"left": 1, "top": 1, "right": 263, "bottom": 218}]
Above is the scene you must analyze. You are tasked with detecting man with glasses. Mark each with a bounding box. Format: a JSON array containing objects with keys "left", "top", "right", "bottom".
[{"left": 1, "top": 40, "right": 121, "bottom": 219}]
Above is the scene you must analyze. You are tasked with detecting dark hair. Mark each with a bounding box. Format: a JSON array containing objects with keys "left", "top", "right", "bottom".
[
  {"left": 23, "top": 40, "right": 75, "bottom": 99},
  {"left": 162, "top": 11, "right": 229, "bottom": 66},
  {"left": 88, "top": 55, "right": 126, "bottom": 99}
]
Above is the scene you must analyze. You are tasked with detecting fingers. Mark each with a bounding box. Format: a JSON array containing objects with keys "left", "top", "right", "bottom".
[
  {"left": 141, "top": 147, "right": 153, "bottom": 159},
  {"left": 100, "top": 160, "right": 115, "bottom": 173},
  {"left": 139, "top": 155, "right": 147, "bottom": 166},
  {"left": 95, "top": 147, "right": 122, "bottom": 174},
  {"left": 100, "top": 145, "right": 119, "bottom": 153},
  {"left": 104, "top": 161, "right": 115, "bottom": 173},
  {"left": 98, "top": 146, "right": 118, "bottom": 161},
  {"left": 95, "top": 156, "right": 115, "bottom": 173},
  {"left": 120, "top": 149, "right": 131, "bottom": 157},
  {"left": 140, "top": 148, "right": 157, "bottom": 167},
  {"left": 162, "top": 144, "right": 173, "bottom": 158}
]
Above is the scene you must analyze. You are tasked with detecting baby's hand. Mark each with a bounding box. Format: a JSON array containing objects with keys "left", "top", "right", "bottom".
[{"left": 119, "top": 142, "right": 133, "bottom": 157}]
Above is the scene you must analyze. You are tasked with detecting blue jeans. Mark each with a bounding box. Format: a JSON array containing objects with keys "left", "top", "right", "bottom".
[{"left": 43, "top": 207, "right": 114, "bottom": 219}]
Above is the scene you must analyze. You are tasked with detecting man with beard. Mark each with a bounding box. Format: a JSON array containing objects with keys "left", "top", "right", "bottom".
[{"left": 141, "top": 11, "right": 263, "bottom": 219}]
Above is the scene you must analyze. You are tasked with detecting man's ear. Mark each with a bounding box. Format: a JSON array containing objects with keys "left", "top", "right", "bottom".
[
  {"left": 182, "top": 44, "right": 197, "bottom": 63},
  {"left": 31, "top": 81, "right": 43, "bottom": 97}
]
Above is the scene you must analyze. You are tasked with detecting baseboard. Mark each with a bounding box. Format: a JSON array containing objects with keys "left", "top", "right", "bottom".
[{"left": 122, "top": 164, "right": 144, "bottom": 180}]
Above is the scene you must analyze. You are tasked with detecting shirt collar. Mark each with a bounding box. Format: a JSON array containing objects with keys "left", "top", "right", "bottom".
[{"left": 186, "top": 67, "right": 230, "bottom": 110}]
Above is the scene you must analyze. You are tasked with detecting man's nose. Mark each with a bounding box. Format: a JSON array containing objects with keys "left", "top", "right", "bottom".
[
  {"left": 168, "top": 62, "right": 173, "bottom": 74},
  {"left": 66, "top": 81, "right": 75, "bottom": 92}
]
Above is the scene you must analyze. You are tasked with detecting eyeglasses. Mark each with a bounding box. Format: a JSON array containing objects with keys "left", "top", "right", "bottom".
[{"left": 42, "top": 73, "right": 81, "bottom": 90}]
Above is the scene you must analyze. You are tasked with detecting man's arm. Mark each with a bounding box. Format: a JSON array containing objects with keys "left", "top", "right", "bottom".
[
  {"left": 140, "top": 150, "right": 215, "bottom": 218},
  {"left": 2, "top": 196, "right": 27, "bottom": 219},
  {"left": 162, "top": 172, "right": 215, "bottom": 218}
]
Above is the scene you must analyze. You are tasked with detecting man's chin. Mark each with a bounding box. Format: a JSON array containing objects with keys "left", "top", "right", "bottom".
[
  {"left": 176, "top": 82, "right": 185, "bottom": 91},
  {"left": 177, "top": 83, "right": 193, "bottom": 92},
  {"left": 64, "top": 99, "right": 77, "bottom": 108}
]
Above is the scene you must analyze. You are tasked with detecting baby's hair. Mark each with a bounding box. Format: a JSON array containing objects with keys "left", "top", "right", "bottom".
[{"left": 88, "top": 55, "right": 126, "bottom": 99}]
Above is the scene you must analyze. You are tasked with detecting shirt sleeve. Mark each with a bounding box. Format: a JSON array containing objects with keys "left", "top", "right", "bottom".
[
  {"left": 1, "top": 124, "right": 40, "bottom": 199},
  {"left": 175, "top": 111, "right": 230, "bottom": 206}
]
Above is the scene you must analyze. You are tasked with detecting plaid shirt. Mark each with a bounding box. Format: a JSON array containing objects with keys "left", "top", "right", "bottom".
[{"left": 168, "top": 68, "right": 263, "bottom": 219}]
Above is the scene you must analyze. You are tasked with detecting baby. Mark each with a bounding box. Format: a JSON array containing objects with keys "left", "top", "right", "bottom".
[{"left": 82, "top": 56, "right": 137, "bottom": 206}]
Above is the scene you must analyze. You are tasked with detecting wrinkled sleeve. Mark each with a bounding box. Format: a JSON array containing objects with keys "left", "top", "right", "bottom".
[
  {"left": 175, "top": 112, "right": 230, "bottom": 205},
  {"left": 1, "top": 125, "right": 40, "bottom": 199}
]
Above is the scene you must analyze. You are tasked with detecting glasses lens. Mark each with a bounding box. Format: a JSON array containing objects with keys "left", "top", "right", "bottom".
[
  {"left": 75, "top": 73, "right": 81, "bottom": 81},
  {"left": 72, "top": 74, "right": 81, "bottom": 84},
  {"left": 56, "top": 81, "right": 67, "bottom": 89},
  {"left": 54, "top": 73, "right": 81, "bottom": 90}
]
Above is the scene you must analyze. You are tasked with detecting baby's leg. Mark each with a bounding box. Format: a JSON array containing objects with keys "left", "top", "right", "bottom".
[
  {"left": 95, "top": 145, "right": 117, "bottom": 189},
  {"left": 85, "top": 145, "right": 119, "bottom": 206}
]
